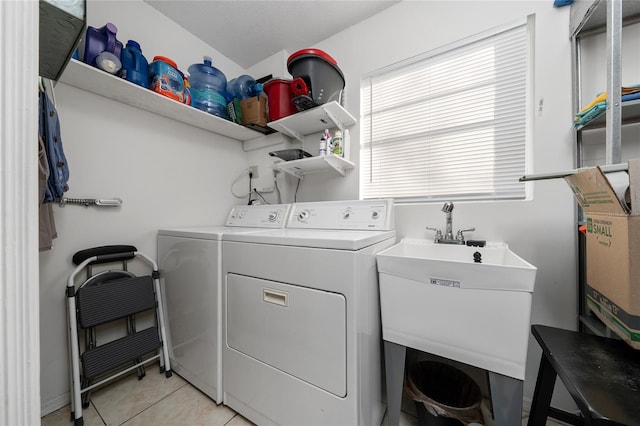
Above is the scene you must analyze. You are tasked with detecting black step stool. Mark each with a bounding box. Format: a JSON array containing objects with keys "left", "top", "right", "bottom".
[{"left": 527, "top": 324, "right": 640, "bottom": 426}]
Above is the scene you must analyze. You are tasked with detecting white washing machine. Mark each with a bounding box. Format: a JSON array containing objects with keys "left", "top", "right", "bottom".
[
  {"left": 157, "top": 203, "right": 291, "bottom": 403},
  {"left": 222, "top": 199, "right": 396, "bottom": 425}
]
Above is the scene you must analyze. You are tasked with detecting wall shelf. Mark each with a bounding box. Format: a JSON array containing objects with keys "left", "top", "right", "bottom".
[
  {"left": 58, "top": 59, "right": 264, "bottom": 142},
  {"left": 267, "top": 101, "right": 356, "bottom": 142},
  {"left": 276, "top": 155, "right": 355, "bottom": 180}
]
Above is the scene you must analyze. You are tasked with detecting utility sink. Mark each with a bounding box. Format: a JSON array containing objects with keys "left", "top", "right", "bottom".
[{"left": 376, "top": 238, "right": 537, "bottom": 380}]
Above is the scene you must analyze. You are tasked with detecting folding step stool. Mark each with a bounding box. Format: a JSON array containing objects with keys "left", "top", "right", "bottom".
[{"left": 66, "top": 245, "right": 172, "bottom": 426}]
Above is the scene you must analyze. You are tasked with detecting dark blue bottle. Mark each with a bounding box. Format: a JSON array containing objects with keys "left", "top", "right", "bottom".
[{"left": 120, "top": 40, "right": 149, "bottom": 88}]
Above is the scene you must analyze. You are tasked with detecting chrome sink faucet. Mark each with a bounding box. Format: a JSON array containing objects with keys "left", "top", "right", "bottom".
[{"left": 426, "top": 202, "right": 475, "bottom": 245}]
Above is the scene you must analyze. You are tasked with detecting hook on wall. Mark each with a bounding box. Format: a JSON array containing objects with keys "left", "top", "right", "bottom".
[{"left": 59, "top": 197, "right": 123, "bottom": 208}]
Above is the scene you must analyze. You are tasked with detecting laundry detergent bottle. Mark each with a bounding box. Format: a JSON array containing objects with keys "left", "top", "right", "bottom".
[
  {"left": 83, "top": 22, "right": 123, "bottom": 69},
  {"left": 188, "top": 56, "right": 228, "bottom": 119},
  {"left": 119, "top": 40, "right": 149, "bottom": 88}
]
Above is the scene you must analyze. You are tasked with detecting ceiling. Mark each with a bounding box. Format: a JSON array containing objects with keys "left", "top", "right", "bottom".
[{"left": 144, "top": 0, "right": 399, "bottom": 69}]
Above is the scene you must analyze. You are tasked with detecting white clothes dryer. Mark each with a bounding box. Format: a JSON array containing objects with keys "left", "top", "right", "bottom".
[
  {"left": 222, "top": 199, "right": 396, "bottom": 425},
  {"left": 157, "top": 204, "right": 291, "bottom": 403}
]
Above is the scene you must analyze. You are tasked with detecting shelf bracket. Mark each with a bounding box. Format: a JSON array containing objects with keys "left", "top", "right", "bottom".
[
  {"left": 278, "top": 166, "right": 305, "bottom": 180},
  {"left": 323, "top": 156, "right": 348, "bottom": 177},
  {"left": 275, "top": 123, "right": 304, "bottom": 143},
  {"left": 324, "top": 108, "right": 344, "bottom": 132}
]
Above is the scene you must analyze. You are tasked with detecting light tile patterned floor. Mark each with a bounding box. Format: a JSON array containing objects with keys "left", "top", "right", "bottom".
[
  {"left": 41, "top": 364, "right": 567, "bottom": 426},
  {"left": 41, "top": 366, "right": 252, "bottom": 426}
]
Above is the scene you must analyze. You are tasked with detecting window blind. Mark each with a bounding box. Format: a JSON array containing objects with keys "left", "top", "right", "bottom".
[{"left": 360, "top": 20, "right": 530, "bottom": 202}]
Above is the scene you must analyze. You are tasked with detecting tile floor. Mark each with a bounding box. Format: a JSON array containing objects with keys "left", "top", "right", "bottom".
[{"left": 41, "top": 363, "right": 566, "bottom": 426}]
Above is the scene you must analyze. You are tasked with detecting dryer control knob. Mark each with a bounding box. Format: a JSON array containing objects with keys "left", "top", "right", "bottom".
[
  {"left": 298, "top": 210, "right": 310, "bottom": 222},
  {"left": 268, "top": 211, "right": 279, "bottom": 222},
  {"left": 372, "top": 211, "right": 379, "bottom": 219}
]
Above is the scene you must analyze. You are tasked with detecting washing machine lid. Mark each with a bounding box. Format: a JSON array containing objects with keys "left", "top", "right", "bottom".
[{"left": 223, "top": 228, "right": 396, "bottom": 250}]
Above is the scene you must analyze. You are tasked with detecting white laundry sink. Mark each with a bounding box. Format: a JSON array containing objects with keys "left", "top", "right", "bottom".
[{"left": 376, "top": 238, "right": 537, "bottom": 380}]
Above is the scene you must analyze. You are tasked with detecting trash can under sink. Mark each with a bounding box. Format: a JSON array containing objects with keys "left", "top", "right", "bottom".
[{"left": 406, "top": 361, "right": 484, "bottom": 425}]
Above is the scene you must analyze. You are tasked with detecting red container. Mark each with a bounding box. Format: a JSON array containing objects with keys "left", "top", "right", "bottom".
[{"left": 263, "top": 78, "right": 298, "bottom": 121}]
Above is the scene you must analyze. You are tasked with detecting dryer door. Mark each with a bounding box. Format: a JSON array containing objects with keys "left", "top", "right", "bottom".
[{"left": 226, "top": 273, "right": 347, "bottom": 397}]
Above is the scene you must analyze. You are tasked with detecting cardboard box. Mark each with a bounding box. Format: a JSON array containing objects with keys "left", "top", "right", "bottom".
[
  {"left": 564, "top": 159, "right": 640, "bottom": 348},
  {"left": 240, "top": 96, "right": 268, "bottom": 127}
]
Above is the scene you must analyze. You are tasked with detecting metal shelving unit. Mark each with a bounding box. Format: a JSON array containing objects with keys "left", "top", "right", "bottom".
[
  {"left": 570, "top": 0, "right": 640, "bottom": 336},
  {"left": 572, "top": 0, "right": 640, "bottom": 165}
]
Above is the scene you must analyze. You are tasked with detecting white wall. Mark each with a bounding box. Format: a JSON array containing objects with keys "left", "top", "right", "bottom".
[
  {"left": 38, "top": 0, "right": 250, "bottom": 414},
  {"left": 40, "top": 0, "right": 583, "bottom": 415}
]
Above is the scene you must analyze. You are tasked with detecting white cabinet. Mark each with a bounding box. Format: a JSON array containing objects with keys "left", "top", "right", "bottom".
[
  {"left": 58, "top": 59, "right": 264, "bottom": 142},
  {"left": 268, "top": 101, "right": 357, "bottom": 179}
]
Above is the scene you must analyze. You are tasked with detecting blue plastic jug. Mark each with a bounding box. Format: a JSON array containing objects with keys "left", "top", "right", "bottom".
[
  {"left": 188, "top": 56, "right": 228, "bottom": 119},
  {"left": 228, "top": 75, "right": 263, "bottom": 100},
  {"left": 120, "top": 40, "right": 149, "bottom": 88}
]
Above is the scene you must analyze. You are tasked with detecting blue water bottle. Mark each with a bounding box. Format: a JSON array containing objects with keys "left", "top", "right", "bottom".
[
  {"left": 188, "top": 56, "right": 228, "bottom": 118},
  {"left": 119, "top": 40, "right": 149, "bottom": 88},
  {"left": 227, "top": 75, "right": 263, "bottom": 100}
]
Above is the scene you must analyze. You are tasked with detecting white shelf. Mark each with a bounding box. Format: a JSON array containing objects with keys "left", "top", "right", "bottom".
[
  {"left": 276, "top": 155, "right": 355, "bottom": 180},
  {"left": 267, "top": 101, "right": 356, "bottom": 142},
  {"left": 58, "top": 59, "right": 263, "bottom": 142}
]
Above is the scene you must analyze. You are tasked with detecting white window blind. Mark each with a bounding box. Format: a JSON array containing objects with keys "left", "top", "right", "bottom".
[{"left": 360, "top": 19, "right": 530, "bottom": 202}]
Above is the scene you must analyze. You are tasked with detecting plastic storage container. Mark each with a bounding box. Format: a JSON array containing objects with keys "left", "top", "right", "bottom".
[
  {"left": 287, "top": 48, "right": 345, "bottom": 111},
  {"left": 188, "top": 56, "right": 228, "bottom": 118},
  {"left": 119, "top": 40, "right": 149, "bottom": 88},
  {"left": 83, "top": 23, "right": 123, "bottom": 70},
  {"left": 228, "top": 75, "right": 263, "bottom": 100},
  {"left": 263, "top": 78, "right": 297, "bottom": 121},
  {"left": 149, "top": 56, "right": 187, "bottom": 103}
]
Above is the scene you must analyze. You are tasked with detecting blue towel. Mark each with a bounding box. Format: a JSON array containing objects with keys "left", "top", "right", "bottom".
[
  {"left": 574, "top": 102, "right": 606, "bottom": 127},
  {"left": 574, "top": 92, "right": 640, "bottom": 127}
]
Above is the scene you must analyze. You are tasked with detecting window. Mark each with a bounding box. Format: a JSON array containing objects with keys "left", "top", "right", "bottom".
[{"left": 360, "top": 18, "right": 531, "bottom": 202}]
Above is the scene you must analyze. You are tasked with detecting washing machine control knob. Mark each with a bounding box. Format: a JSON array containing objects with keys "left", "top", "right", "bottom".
[
  {"left": 268, "top": 211, "right": 279, "bottom": 222},
  {"left": 372, "top": 211, "right": 379, "bottom": 219},
  {"left": 298, "top": 210, "right": 310, "bottom": 222},
  {"left": 343, "top": 212, "right": 350, "bottom": 219}
]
